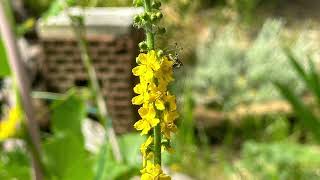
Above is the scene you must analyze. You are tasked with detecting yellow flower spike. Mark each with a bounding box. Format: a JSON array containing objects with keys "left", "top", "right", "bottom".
[
  {"left": 133, "top": 1, "right": 178, "bottom": 178},
  {"left": 0, "top": 106, "right": 23, "bottom": 141}
]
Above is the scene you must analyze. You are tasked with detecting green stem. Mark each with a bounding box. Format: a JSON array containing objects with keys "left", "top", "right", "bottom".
[
  {"left": 143, "top": 0, "right": 161, "bottom": 166},
  {"left": 154, "top": 124, "right": 161, "bottom": 165},
  {"left": 67, "top": 10, "right": 123, "bottom": 163},
  {"left": 143, "top": 0, "right": 155, "bottom": 50}
]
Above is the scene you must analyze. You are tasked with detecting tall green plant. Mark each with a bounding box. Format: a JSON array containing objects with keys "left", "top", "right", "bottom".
[{"left": 275, "top": 49, "right": 320, "bottom": 143}]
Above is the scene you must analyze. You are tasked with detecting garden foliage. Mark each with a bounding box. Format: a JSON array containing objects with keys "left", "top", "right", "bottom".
[{"left": 194, "top": 19, "right": 312, "bottom": 109}]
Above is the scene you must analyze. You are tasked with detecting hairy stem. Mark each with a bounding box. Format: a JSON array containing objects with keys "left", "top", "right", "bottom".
[{"left": 143, "top": 0, "right": 161, "bottom": 165}]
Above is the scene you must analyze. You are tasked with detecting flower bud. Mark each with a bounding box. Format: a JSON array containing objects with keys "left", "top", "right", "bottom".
[
  {"left": 157, "top": 50, "right": 164, "bottom": 58},
  {"left": 139, "top": 41, "right": 148, "bottom": 52},
  {"left": 152, "top": 1, "right": 162, "bottom": 9},
  {"left": 142, "top": 12, "right": 150, "bottom": 21},
  {"left": 134, "top": 15, "right": 141, "bottom": 24},
  {"left": 156, "top": 12, "right": 163, "bottom": 19},
  {"left": 151, "top": 14, "right": 158, "bottom": 22},
  {"left": 135, "top": 57, "right": 140, "bottom": 64}
]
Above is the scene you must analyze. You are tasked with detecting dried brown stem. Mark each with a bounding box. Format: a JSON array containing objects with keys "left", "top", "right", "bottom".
[{"left": 0, "top": 2, "right": 43, "bottom": 180}]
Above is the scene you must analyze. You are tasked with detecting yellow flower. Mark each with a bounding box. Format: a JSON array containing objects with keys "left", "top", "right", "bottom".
[
  {"left": 0, "top": 106, "right": 23, "bottom": 141},
  {"left": 132, "top": 51, "right": 160, "bottom": 81},
  {"left": 155, "top": 57, "right": 174, "bottom": 84},
  {"left": 161, "top": 111, "right": 179, "bottom": 139},
  {"left": 132, "top": 82, "right": 149, "bottom": 105},
  {"left": 163, "top": 92, "right": 177, "bottom": 111},
  {"left": 141, "top": 136, "right": 153, "bottom": 158},
  {"left": 147, "top": 83, "right": 166, "bottom": 111},
  {"left": 132, "top": 50, "right": 179, "bottom": 177},
  {"left": 141, "top": 161, "right": 171, "bottom": 180},
  {"left": 134, "top": 104, "right": 160, "bottom": 135}
]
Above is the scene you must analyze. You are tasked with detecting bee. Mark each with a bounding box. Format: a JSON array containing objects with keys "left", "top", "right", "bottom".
[
  {"left": 168, "top": 53, "right": 183, "bottom": 69},
  {"left": 165, "top": 43, "right": 183, "bottom": 69}
]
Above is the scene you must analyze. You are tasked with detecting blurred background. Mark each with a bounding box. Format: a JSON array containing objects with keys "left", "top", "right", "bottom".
[{"left": 1, "top": 0, "right": 320, "bottom": 179}]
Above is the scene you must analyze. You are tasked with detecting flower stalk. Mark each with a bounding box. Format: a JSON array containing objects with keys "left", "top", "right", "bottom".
[
  {"left": 133, "top": 0, "right": 180, "bottom": 179},
  {"left": 142, "top": 0, "right": 161, "bottom": 166}
]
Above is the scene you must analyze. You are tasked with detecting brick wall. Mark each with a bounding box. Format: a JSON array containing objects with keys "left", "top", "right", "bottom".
[{"left": 40, "top": 31, "right": 143, "bottom": 134}]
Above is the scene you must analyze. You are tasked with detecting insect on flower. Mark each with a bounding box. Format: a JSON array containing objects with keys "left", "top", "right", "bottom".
[
  {"left": 168, "top": 53, "right": 183, "bottom": 69},
  {"left": 164, "top": 43, "right": 183, "bottom": 70}
]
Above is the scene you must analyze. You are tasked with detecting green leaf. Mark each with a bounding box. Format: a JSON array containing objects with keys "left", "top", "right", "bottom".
[
  {"left": 44, "top": 90, "right": 93, "bottom": 179},
  {"left": 0, "top": 148, "right": 31, "bottom": 180},
  {"left": 306, "top": 56, "right": 320, "bottom": 105},
  {"left": 50, "top": 91, "right": 86, "bottom": 136},
  {"left": 285, "top": 48, "right": 320, "bottom": 104},
  {"left": 285, "top": 48, "right": 308, "bottom": 84},
  {"left": 118, "top": 133, "right": 145, "bottom": 166},
  {"left": 275, "top": 82, "right": 320, "bottom": 143},
  {"left": 0, "top": 38, "right": 10, "bottom": 77},
  {"left": 43, "top": 133, "right": 94, "bottom": 180},
  {"left": 95, "top": 133, "right": 143, "bottom": 180}
]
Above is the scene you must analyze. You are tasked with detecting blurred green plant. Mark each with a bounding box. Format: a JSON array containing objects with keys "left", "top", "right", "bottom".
[
  {"left": 0, "top": 38, "right": 10, "bottom": 77},
  {"left": 45, "top": 91, "right": 144, "bottom": 180},
  {"left": 231, "top": 0, "right": 262, "bottom": 23},
  {"left": 194, "top": 19, "right": 311, "bottom": 110},
  {"left": 0, "top": 89, "right": 144, "bottom": 179},
  {"left": 164, "top": 86, "right": 212, "bottom": 179},
  {"left": 0, "top": 147, "right": 31, "bottom": 180},
  {"left": 0, "top": 0, "right": 14, "bottom": 77},
  {"left": 234, "top": 141, "right": 320, "bottom": 179},
  {"left": 275, "top": 49, "right": 320, "bottom": 143},
  {"left": 43, "top": 90, "right": 92, "bottom": 179}
]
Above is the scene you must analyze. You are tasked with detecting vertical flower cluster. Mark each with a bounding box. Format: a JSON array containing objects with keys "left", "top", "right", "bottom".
[
  {"left": 133, "top": 0, "right": 180, "bottom": 179},
  {"left": 132, "top": 50, "right": 178, "bottom": 179}
]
